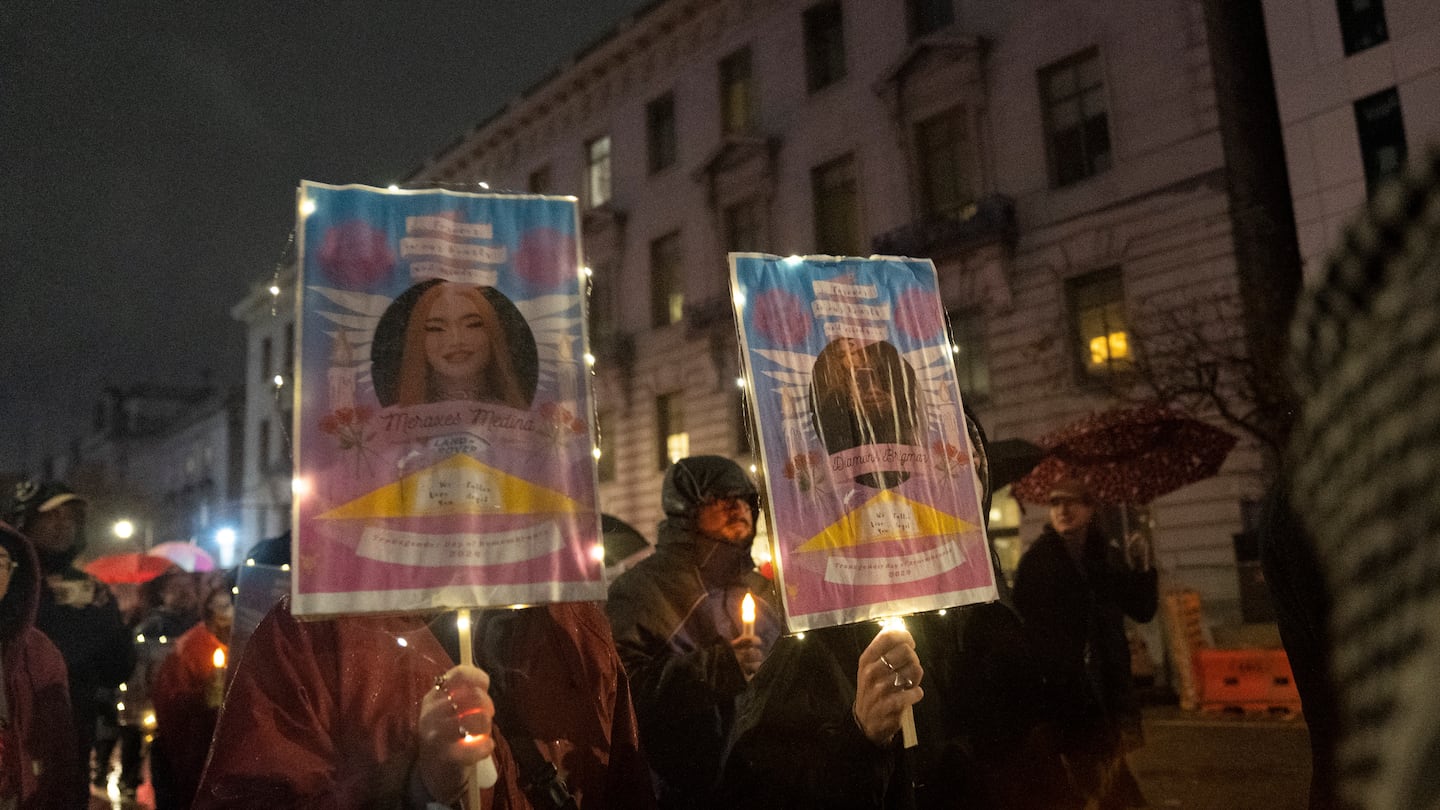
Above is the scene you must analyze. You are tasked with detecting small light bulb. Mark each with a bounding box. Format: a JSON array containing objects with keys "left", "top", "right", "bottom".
[
  {"left": 584, "top": 353, "right": 596, "bottom": 366},
  {"left": 479, "top": 181, "right": 490, "bottom": 189},
  {"left": 397, "top": 637, "right": 409, "bottom": 647},
  {"left": 388, "top": 184, "right": 400, "bottom": 191},
  {"left": 280, "top": 563, "right": 291, "bottom": 572},
  {"left": 269, "top": 285, "right": 281, "bottom": 296},
  {"left": 735, "top": 377, "right": 746, "bottom": 389},
  {"left": 592, "top": 447, "right": 602, "bottom": 460},
  {"left": 273, "top": 374, "right": 285, "bottom": 388},
  {"left": 733, "top": 291, "right": 746, "bottom": 308},
  {"left": 582, "top": 266, "right": 593, "bottom": 277},
  {"left": 300, "top": 198, "right": 316, "bottom": 217},
  {"left": 784, "top": 255, "right": 804, "bottom": 266}
]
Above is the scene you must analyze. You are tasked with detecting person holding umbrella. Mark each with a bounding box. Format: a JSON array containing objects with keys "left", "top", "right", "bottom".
[{"left": 1013, "top": 477, "right": 1157, "bottom": 810}]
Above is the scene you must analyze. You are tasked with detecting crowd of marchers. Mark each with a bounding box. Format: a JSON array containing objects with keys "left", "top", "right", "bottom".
[{"left": 0, "top": 435, "right": 1159, "bottom": 810}]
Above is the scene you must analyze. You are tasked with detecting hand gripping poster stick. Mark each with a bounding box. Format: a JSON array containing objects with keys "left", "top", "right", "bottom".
[
  {"left": 457, "top": 610, "right": 499, "bottom": 808},
  {"left": 880, "top": 617, "right": 918, "bottom": 749}
]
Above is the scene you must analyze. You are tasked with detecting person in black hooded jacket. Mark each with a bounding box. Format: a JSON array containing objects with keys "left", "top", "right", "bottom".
[{"left": 604, "top": 455, "right": 784, "bottom": 808}]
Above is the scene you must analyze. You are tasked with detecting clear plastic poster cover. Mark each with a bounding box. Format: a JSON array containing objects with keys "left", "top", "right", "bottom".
[
  {"left": 292, "top": 182, "right": 602, "bottom": 617},
  {"left": 731, "top": 253, "right": 998, "bottom": 632}
]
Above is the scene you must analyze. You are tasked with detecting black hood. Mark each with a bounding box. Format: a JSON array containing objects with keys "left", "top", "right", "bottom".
[
  {"left": 660, "top": 455, "right": 759, "bottom": 521},
  {"left": 0, "top": 522, "right": 40, "bottom": 642}
]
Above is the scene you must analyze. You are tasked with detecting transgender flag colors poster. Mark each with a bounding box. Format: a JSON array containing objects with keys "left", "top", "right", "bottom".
[
  {"left": 292, "top": 182, "right": 602, "bottom": 617},
  {"left": 731, "top": 253, "right": 998, "bottom": 632}
]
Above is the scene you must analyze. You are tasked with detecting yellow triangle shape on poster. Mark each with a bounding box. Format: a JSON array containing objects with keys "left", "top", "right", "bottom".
[
  {"left": 316, "top": 454, "right": 583, "bottom": 520},
  {"left": 795, "top": 489, "right": 975, "bottom": 553}
]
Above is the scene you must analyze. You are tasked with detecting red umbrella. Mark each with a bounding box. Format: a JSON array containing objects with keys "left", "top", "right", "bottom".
[
  {"left": 148, "top": 541, "right": 216, "bottom": 573},
  {"left": 85, "top": 552, "right": 178, "bottom": 585},
  {"left": 1011, "top": 404, "right": 1238, "bottom": 506}
]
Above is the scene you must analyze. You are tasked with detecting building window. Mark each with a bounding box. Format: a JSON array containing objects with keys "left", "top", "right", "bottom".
[
  {"left": 528, "top": 165, "right": 552, "bottom": 194},
  {"left": 596, "top": 410, "right": 616, "bottom": 483},
  {"left": 812, "top": 153, "right": 861, "bottom": 256},
  {"left": 587, "top": 262, "right": 617, "bottom": 346},
  {"left": 803, "top": 1, "right": 846, "bottom": 93},
  {"left": 907, "top": 0, "right": 953, "bottom": 40},
  {"left": 736, "top": 389, "right": 753, "bottom": 454},
  {"left": 646, "top": 93, "right": 677, "bottom": 174},
  {"left": 650, "top": 231, "right": 684, "bottom": 328},
  {"left": 1355, "top": 87, "right": 1407, "bottom": 194},
  {"left": 1337, "top": 0, "right": 1387, "bottom": 55},
  {"left": 258, "top": 418, "right": 271, "bottom": 471},
  {"left": 1066, "top": 267, "right": 1131, "bottom": 377},
  {"left": 724, "top": 199, "right": 763, "bottom": 253},
  {"left": 585, "top": 135, "right": 612, "bottom": 208},
  {"left": 719, "top": 47, "right": 756, "bottom": 136},
  {"left": 947, "top": 309, "right": 991, "bottom": 400},
  {"left": 260, "top": 337, "right": 272, "bottom": 383},
  {"left": 916, "top": 107, "right": 972, "bottom": 221},
  {"left": 1039, "top": 48, "right": 1111, "bottom": 187},
  {"left": 657, "top": 392, "right": 688, "bottom": 470}
]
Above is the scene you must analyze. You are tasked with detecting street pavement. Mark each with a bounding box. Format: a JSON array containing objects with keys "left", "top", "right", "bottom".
[
  {"left": 1132, "top": 705, "right": 1313, "bottom": 810},
  {"left": 91, "top": 704, "right": 1313, "bottom": 809}
]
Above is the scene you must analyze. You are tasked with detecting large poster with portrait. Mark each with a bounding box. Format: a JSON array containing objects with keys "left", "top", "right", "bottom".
[
  {"left": 731, "top": 254, "right": 998, "bottom": 632},
  {"left": 292, "top": 182, "right": 601, "bottom": 617}
]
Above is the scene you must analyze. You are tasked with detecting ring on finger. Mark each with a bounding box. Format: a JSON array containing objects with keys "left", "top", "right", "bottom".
[
  {"left": 433, "top": 674, "right": 447, "bottom": 692},
  {"left": 879, "top": 654, "right": 896, "bottom": 672},
  {"left": 893, "top": 672, "right": 915, "bottom": 689}
]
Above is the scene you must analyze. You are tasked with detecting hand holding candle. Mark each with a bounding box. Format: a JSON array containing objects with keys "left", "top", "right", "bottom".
[
  {"left": 854, "top": 619, "right": 923, "bottom": 748},
  {"left": 730, "top": 592, "right": 763, "bottom": 681}
]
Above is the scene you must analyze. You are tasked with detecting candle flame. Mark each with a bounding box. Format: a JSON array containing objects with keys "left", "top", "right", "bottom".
[
  {"left": 213, "top": 647, "right": 226, "bottom": 669},
  {"left": 741, "top": 592, "right": 756, "bottom": 624}
]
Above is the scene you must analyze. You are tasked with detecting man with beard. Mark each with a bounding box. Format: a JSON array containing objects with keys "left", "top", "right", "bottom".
[
  {"left": 6, "top": 481, "right": 135, "bottom": 806},
  {"left": 605, "top": 456, "right": 783, "bottom": 808}
]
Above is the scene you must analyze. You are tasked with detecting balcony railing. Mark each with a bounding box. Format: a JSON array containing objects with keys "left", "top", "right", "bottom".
[{"left": 871, "top": 193, "right": 1016, "bottom": 258}]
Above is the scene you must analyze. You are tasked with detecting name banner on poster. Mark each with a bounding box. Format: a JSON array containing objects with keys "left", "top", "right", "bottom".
[
  {"left": 731, "top": 254, "right": 998, "bottom": 632},
  {"left": 293, "top": 182, "right": 603, "bottom": 617}
]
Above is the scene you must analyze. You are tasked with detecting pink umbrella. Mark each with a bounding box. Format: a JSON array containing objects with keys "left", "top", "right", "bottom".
[{"left": 147, "top": 541, "right": 216, "bottom": 573}]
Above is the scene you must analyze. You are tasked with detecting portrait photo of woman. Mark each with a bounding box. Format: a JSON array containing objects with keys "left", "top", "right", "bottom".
[
  {"left": 371, "top": 279, "right": 539, "bottom": 409},
  {"left": 809, "top": 337, "right": 925, "bottom": 489}
]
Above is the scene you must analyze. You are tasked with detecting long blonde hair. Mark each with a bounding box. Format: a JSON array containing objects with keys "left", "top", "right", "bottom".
[{"left": 395, "top": 282, "right": 529, "bottom": 409}]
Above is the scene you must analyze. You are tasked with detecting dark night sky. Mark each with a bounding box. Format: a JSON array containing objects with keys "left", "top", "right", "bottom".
[{"left": 0, "top": 0, "right": 652, "bottom": 473}]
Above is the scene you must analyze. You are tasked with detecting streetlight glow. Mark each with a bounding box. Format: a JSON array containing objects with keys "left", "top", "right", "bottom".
[{"left": 113, "top": 519, "right": 135, "bottom": 540}]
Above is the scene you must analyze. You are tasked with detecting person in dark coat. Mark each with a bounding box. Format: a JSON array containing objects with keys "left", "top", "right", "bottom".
[
  {"left": 604, "top": 455, "right": 784, "bottom": 808},
  {"left": 0, "top": 520, "right": 80, "bottom": 808},
  {"left": 717, "top": 412, "right": 1078, "bottom": 810},
  {"left": 6, "top": 480, "right": 134, "bottom": 806},
  {"left": 1013, "top": 478, "right": 1158, "bottom": 810}
]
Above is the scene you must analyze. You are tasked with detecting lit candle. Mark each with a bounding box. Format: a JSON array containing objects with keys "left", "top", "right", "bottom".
[
  {"left": 207, "top": 647, "right": 227, "bottom": 709},
  {"left": 741, "top": 592, "right": 756, "bottom": 637},
  {"left": 456, "top": 609, "right": 499, "bottom": 804}
]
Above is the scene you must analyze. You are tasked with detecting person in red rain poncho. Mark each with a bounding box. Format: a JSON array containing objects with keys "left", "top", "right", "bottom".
[
  {"left": 0, "top": 520, "right": 79, "bottom": 809},
  {"left": 152, "top": 579, "right": 234, "bottom": 809}
]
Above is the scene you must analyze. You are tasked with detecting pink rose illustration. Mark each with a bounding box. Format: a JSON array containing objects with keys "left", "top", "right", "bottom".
[
  {"left": 752, "top": 289, "right": 810, "bottom": 347},
  {"left": 513, "top": 227, "right": 577, "bottom": 290},
  {"left": 894, "top": 288, "right": 943, "bottom": 341},
  {"left": 317, "top": 221, "right": 395, "bottom": 288}
]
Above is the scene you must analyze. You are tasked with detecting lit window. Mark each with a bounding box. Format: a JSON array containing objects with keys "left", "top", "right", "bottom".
[
  {"left": 1066, "top": 267, "right": 1131, "bottom": 376},
  {"left": 657, "top": 393, "right": 688, "bottom": 471},
  {"left": 1039, "top": 48, "right": 1111, "bottom": 187},
  {"left": 585, "top": 136, "right": 612, "bottom": 208}
]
